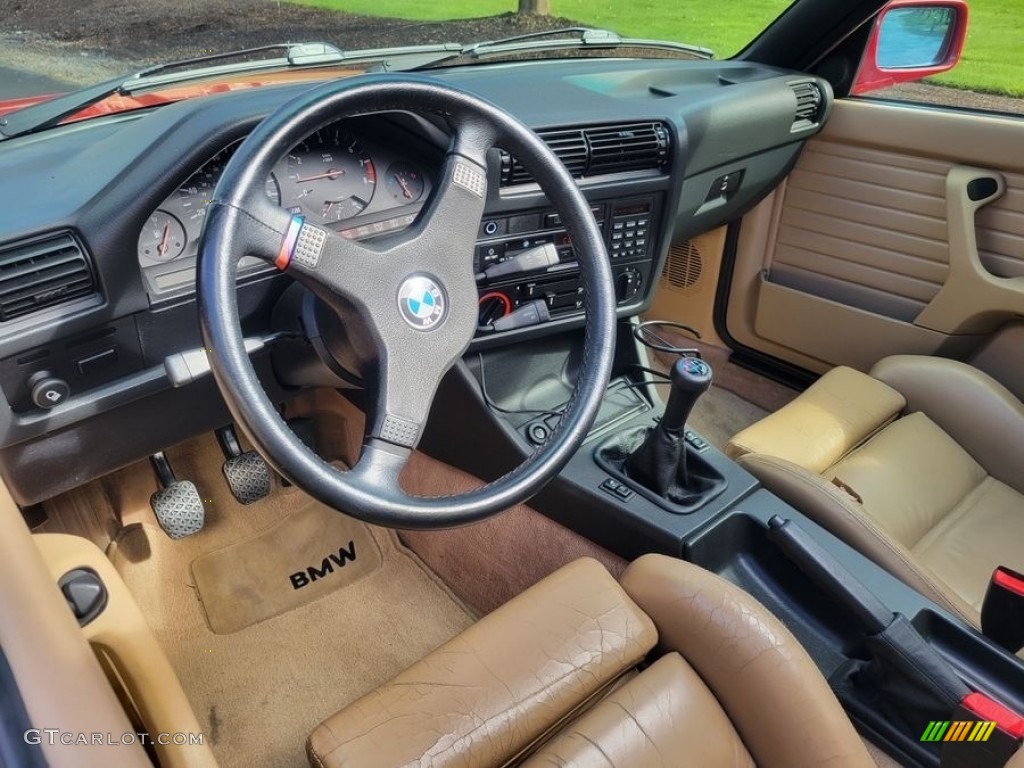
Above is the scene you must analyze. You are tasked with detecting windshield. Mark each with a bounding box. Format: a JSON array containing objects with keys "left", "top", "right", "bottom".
[{"left": 0, "top": 0, "right": 792, "bottom": 102}]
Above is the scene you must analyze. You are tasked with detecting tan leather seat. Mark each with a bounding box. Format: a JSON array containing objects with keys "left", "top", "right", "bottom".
[
  {"left": 307, "top": 556, "right": 874, "bottom": 767},
  {"left": 726, "top": 355, "right": 1024, "bottom": 626}
]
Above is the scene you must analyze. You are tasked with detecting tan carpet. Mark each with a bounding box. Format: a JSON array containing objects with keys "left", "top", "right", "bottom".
[
  {"left": 687, "top": 385, "right": 772, "bottom": 450},
  {"left": 105, "top": 434, "right": 475, "bottom": 768},
  {"left": 191, "top": 503, "right": 382, "bottom": 634},
  {"left": 649, "top": 337, "right": 799, "bottom": 449},
  {"left": 650, "top": 335, "right": 800, "bottom": 414}
]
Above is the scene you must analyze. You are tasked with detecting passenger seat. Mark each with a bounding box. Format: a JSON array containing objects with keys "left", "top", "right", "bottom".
[{"left": 726, "top": 355, "right": 1024, "bottom": 628}]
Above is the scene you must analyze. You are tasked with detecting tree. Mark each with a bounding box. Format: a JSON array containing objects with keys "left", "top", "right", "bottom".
[{"left": 518, "top": 0, "right": 550, "bottom": 15}]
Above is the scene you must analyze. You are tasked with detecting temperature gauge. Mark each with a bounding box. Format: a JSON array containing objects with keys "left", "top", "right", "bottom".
[
  {"left": 384, "top": 161, "right": 425, "bottom": 204},
  {"left": 138, "top": 210, "right": 187, "bottom": 262}
]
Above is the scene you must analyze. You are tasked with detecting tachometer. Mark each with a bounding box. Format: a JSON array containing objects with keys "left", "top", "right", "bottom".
[
  {"left": 284, "top": 128, "right": 376, "bottom": 224},
  {"left": 138, "top": 210, "right": 187, "bottom": 262}
]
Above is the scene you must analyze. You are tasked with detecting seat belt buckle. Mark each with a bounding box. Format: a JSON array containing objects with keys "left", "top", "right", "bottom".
[
  {"left": 981, "top": 566, "right": 1024, "bottom": 654},
  {"left": 937, "top": 693, "right": 1024, "bottom": 768}
]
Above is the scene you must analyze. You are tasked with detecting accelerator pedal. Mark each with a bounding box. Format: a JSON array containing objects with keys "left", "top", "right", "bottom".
[
  {"left": 150, "top": 452, "right": 204, "bottom": 539},
  {"left": 216, "top": 425, "right": 271, "bottom": 505}
]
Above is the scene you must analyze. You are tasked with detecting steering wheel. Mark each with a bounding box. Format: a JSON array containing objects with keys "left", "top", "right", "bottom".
[{"left": 198, "top": 75, "right": 616, "bottom": 528}]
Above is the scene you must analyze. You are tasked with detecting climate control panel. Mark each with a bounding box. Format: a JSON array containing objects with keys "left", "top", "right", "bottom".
[{"left": 474, "top": 195, "right": 660, "bottom": 334}]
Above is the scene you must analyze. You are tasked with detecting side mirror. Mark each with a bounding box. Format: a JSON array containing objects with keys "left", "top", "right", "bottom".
[{"left": 852, "top": 0, "right": 968, "bottom": 95}]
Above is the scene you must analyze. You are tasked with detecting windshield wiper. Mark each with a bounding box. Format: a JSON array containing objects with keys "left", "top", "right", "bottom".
[
  {"left": 421, "top": 27, "right": 713, "bottom": 69},
  {"left": 0, "top": 41, "right": 461, "bottom": 141}
]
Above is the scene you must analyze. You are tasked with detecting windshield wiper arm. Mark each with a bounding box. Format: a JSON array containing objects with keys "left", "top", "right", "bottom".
[
  {"left": 433, "top": 27, "right": 713, "bottom": 65},
  {"left": 0, "top": 41, "right": 461, "bottom": 141},
  {"left": 463, "top": 27, "right": 623, "bottom": 55}
]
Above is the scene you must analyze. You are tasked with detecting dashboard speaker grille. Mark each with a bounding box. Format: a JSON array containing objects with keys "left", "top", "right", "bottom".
[
  {"left": 661, "top": 240, "right": 703, "bottom": 294},
  {"left": 0, "top": 232, "right": 97, "bottom": 321}
]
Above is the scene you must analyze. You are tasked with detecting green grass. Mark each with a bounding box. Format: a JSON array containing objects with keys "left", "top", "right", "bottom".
[
  {"left": 292, "top": 0, "right": 1024, "bottom": 97},
  {"left": 926, "top": 0, "right": 1024, "bottom": 98},
  {"left": 291, "top": 0, "right": 791, "bottom": 58}
]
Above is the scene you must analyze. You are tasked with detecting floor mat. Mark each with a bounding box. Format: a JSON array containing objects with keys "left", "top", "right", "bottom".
[
  {"left": 191, "top": 503, "right": 382, "bottom": 634},
  {"left": 107, "top": 435, "right": 475, "bottom": 768}
]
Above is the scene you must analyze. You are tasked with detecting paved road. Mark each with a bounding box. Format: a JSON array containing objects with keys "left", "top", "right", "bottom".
[{"left": 0, "top": 65, "right": 70, "bottom": 100}]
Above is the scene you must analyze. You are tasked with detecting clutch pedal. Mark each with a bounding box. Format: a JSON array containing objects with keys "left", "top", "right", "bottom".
[
  {"left": 216, "top": 425, "right": 271, "bottom": 505},
  {"left": 149, "top": 452, "right": 204, "bottom": 539}
]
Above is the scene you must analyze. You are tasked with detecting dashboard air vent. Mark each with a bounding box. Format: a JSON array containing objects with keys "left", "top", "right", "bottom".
[
  {"left": 586, "top": 122, "right": 670, "bottom": 174},
  {"left": 500, "top": 121, "right": 670, "bottom": 186},
  {"left": 503, "top": 128, "right": 587, "bottom": 185},
  {"left": 790, "top": 81, "right": 824, "bottom": 130},
  {"left": 0, "top": 233, "right": 96, "bottom": 321}
]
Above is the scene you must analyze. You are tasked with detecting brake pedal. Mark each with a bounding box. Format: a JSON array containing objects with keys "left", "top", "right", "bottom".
[
  {"left": 150, "top": 452, "right": 204, "bottom": 539},
  {"left": 216, "top": 425, "right": 271, "bottom": 505}
]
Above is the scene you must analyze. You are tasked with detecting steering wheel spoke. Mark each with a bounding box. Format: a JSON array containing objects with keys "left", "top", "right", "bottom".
[
  {"left": 347, "top": 440, "right": 413, "bottom": 501},
  {"left": 388, "top": 149, "right": 489, "bottom": 269},
  {"left": 271, "top": 214, "right": 380, "bottom": 300}
]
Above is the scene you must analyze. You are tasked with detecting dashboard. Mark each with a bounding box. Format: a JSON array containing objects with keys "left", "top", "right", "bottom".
[
  {"left": 138, "top": 124, "right": 435, "bottom": 299},
  {"left": 0, "top": 57, "right": 831, "bottom": 504}
]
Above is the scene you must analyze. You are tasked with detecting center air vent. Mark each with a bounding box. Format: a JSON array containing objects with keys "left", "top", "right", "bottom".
[
  {"left": 0, "top": 233, "right": 97, "bottom": 321},
  {"left": 503, "top": 128, "right": 587, "bottom": 185},
  {"left": 789, "top": 81, "right": 824, "bottom": 130},
  {"left": 500, "top": 121, "right": 670, "bottom": 186},
  {"left": 587, "top": 122, "right": 670, "bottom": 174}
]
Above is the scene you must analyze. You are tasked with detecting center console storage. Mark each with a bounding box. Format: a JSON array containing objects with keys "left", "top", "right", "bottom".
[{"left": 687, "top": 497, "right": 1024, "bottom": 767}]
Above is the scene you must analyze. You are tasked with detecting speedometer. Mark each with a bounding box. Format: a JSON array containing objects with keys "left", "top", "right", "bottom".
[
  {"left": 283, "top": 128, "right": 376, "bottom": 224},
  {"left": 170, "top": 148, "right": 281, "bottom": 226}
]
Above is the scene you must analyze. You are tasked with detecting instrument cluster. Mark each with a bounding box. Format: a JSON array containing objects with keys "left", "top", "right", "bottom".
[{"left": 137, "top": 123, "right": 433, "bottom": 294}]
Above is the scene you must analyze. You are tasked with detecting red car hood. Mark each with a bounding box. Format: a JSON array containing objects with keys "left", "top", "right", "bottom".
[{"left": 0, "top": 67, "right": 364, "bottom": 123}]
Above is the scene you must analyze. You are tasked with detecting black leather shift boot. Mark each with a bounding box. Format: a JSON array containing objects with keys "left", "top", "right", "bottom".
[{"left": 595, "top": 425, "right": 726, "bottom": 513}]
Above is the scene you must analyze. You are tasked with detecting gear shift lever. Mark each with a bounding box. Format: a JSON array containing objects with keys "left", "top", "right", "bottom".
[
  {"left": 626, "top": 356, "right": 713, "bottom": 497},
  {"left": 660, "top": 357, "right": 713, "bottom": 436}
]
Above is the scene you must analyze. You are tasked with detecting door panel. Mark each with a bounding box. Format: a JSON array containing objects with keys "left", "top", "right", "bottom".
[{"left": 726, "top": 99, "right": 1024, "bottom": 374}]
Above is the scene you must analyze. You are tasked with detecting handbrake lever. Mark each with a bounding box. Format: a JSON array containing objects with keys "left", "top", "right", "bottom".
[
  {"left": 767, "top": 515, "right": 980, "bottom": 756},
  {"left": 766, "top": 515, "right": 893, "bottom": 634}
]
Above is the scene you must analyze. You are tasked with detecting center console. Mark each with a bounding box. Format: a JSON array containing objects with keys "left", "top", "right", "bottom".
[{"left": 422, "top": 319, "right": 1024, "bottom": 768}]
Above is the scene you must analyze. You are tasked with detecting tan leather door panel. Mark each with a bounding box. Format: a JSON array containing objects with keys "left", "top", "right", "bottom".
[{"left": 726, "top": 99, "right": 1024, "bottom": 373}]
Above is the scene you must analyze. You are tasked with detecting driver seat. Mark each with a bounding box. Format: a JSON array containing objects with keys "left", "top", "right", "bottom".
[{"left": 307, "top": 556, "right": 874, "bottom": 767}]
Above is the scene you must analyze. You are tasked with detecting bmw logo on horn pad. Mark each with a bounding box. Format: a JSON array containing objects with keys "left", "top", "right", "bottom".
[{"left": 397, "top": 275, "right": 447, "bottom": 330}]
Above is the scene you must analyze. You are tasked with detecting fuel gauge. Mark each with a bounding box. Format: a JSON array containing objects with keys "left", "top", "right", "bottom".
[
  {"left": 385, "top": 161, "right": 425, "bottom": 204},
  {"left": 138, "top": 210, "right": 187, "bottom": 262}
]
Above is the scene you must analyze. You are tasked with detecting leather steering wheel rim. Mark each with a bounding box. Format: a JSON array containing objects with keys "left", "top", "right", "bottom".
[{"left": 198, "top": 74, "right": 616, "bottom": 528}]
